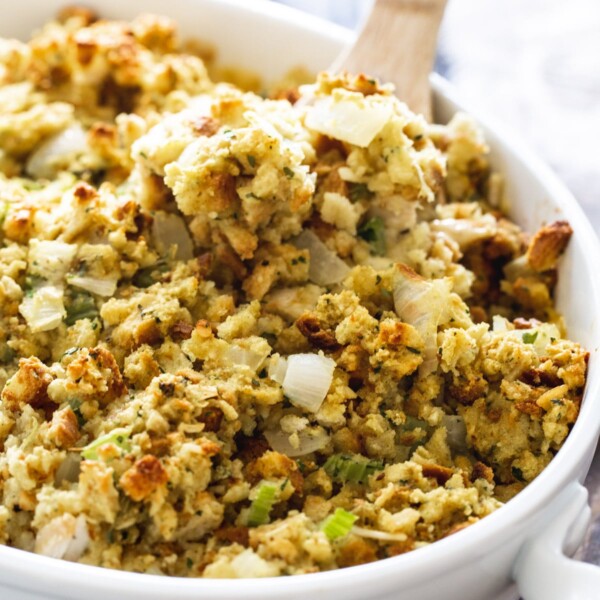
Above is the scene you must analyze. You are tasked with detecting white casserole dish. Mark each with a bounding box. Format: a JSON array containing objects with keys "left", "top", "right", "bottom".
[{"left": 0, "top": 1, "right": 599, "bottom": 599}]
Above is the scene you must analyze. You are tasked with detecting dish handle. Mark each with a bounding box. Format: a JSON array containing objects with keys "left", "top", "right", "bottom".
[{"left": 514, "top": 481, "right": 600, "bottom": 600}]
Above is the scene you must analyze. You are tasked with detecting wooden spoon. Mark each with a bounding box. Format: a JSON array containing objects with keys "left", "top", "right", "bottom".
[{"left": 332, "top": 0, "right": 448, "bottom": 121}]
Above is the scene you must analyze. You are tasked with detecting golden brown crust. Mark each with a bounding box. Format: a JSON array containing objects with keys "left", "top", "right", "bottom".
[
  {"left": 119, "top": 455, "right": 168, "bottom": 501},
  {"left": 336, "top": 537, "right": 378, "bottom": 567},
  {"left": 1, "top": 357, "right": 55, "bottom": 417},
  {"left": 66, "top": 347, "right": 126, "bottom": 407},
  {"left": 420, "top": 463, "right": 454, "bottom": 485},
  {"left": 246, "top": 451, "right": 304, "bottom": 494},
  {"left": 471, "top": 461, "right": 494, "bottom": 484},
  {"left": 526, "top": 220, "right": 573, "bottom": 272},
  {"left": 49, "top": 408, "right": 80, "bottom": 448}
]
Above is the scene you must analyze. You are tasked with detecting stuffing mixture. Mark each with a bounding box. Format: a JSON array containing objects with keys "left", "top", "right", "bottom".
[{"left": 0, "top": 8, "right": 588, "bottom": 577}]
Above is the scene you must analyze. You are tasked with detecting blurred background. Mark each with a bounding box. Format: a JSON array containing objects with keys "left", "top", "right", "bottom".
[
  {"left": 274, "top": 0, "right": 600, "bottom": 566},
  {"left": 274, "top": 0, "right": 600, "bottom": 231}
]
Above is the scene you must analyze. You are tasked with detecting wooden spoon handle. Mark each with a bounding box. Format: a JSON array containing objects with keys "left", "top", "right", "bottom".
[{"left": 333, "top": 0, "right": 448, "bottom": 120}]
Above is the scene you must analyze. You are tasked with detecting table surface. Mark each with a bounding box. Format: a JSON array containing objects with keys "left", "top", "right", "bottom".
[{"left": 273, "top": 0, "right": 600, "bottom": 569}]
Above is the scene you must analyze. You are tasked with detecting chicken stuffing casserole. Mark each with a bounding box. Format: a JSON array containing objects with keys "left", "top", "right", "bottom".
[{"left": 0, "top": 8, "right": 588, "bottom": 578}]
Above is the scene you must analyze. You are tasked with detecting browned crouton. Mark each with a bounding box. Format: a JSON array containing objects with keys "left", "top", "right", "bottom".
[
  {"left": 119, "top": 455, "right": 168, "bottom": 501},
  {"left": 1, "top": 357, "right": 55, "bottom": 418},
  {"left": 526, "top": 220, "right": 572, "bottom": 272},
  {"left": 49, "top": 408, "right": 80, "bottom": 448}
]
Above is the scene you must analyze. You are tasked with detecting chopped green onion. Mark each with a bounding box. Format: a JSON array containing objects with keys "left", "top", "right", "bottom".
[
  {"left": 81, "top": 427, "right": 131, "bottom": 460},
  {"left": 323, "top": 454, "right": 384, "bottom": 484},
  {"left": 132, "top": 259, "right": 169, "bottom": 288},
  {"left": 248, "top": 482, "right": 279, "bottom": 526},
  {"left": 358, "top": 216, "right": 386, "bottom": 256},
  {"left": 247, "top": 155, "right": 256, "bottom": 168},
  {"left": 348, "top": 183, "right": 374, "bottom": 203},
  {"left": 321, "top": 508, "right": 357, "bottom": 541},
  {"left": 283, "top": 166, "right": 294, "bottom": 179},
  {"left": 522, "top": 331, "right": 538, "bottom": 344},
  {"left": 65, "top": 291, "right": 98, "bottom": 326}
]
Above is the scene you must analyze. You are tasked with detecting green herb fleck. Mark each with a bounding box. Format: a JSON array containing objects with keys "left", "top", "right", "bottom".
[
  {"left": 358, "top": 216, "right": 386, "bottom": 256},
  {"left": 348, "top": 182, "right": 374, "bottom": 202},
  {"left": 522, "top": 331, "right": 538, "bottom": 344},
  {"left": 68, "top": 398, "right": 86, "bottom": 427},
  {"left": 406, "top": 346, "right": 421, "bottom": 355},
  {"left": 283, "top": 166, "right": 294, "bottom": 179},
  {"left": 247, "top": 155, "right": 256, "bottom": 168}
]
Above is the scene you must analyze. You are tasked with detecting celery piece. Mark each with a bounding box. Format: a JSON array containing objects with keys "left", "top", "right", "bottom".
[
  {"left": 132, "top": 259, "right": 169, "bottom": 288},
  {"left": 323, "top": 454, "right": 384, "bottom": 484},
  {"left": 248, "top": 482, "right": 279, "bottom": 527},
  {"left": 81, "top": 428, "right": 131, "bottom": 460},
  {"left": 321, "top": 508, "right": 357, "bottom": 541},
  {"left": 65, "top": 291, "right": 98, "bottom": 325}
]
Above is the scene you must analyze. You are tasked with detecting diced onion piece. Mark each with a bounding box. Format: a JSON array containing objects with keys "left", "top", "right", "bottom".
[
  {"left": 351, "top": 526, "right": 409, "bottom": 542},
  {"left": 151, "top": 212, "right": 194, "bottom": 261},
  {"left": 54, "top": 453, "right": 82, "bottom": 485},
  {"left": 34, "top": 514, "right": 89, "bottom": 561},
  {"left": 227, "top": 344, "right": 270, "bottom": 371},
  {"left": 26, "top": 125, "right": 88, "bottom": 179},
  {"left": 81, "top": 427, "right": 131, "bottom": 461},
  {"left": 492, "top": 315, "right": 510, "bottom": 333},
  {"left": 264, "top": 284, "right": 323, "bottom": 321},
  {"left": 519, "top": 323, "right": 561, "bottom": 356},
  {"left": 67, "top": 275, "right": 117, "bottom": 297},
  {"left": 492, "top": 317, "right": 560, "bottom": 356},
  {"left": 63, "top": 515, "right": 90, "bottom": 561},
  {"left": 305, "top": 95, "right": 392, "bottom": 148},
  {"left": 293, "top": 230, "right": 350, "bottom": 286},
  {"left": 321, "top": 508, "right": 357, "bottom": 541},
  {"left": 268, "top": 354, "right": 288, "bottom": 385},
  {"left": 227, "top": 549, "right": 280, "bottom": 578},
  {"left": 282, "top": 353, "right": 335, "bottom": 413},
  {"left": 393, "top": 264, "right": 451, "bottom": 376},
  {"left": 28, "top": 240, "right": 77, "bottom": 282},
  {"left": 430, "top": 218, "right": 495, "bottom": 250},
  {"left": 442, "top": 415, "right": 467, "bottom": 453},
  {"left": 19, "top": 285, "right": 66, "bottom": 332},
  {"left": 264, "top": 426, "right": 329, "bottom": 458},
  {"left": 247, "top": 481, "right": 279, "bottom": 527},
  {"left": 503, "top": 254, "right": 529, "bottom": 282}
]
